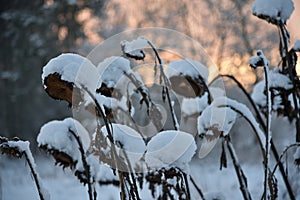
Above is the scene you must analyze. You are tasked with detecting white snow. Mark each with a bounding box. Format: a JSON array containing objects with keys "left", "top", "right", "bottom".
[
  {"left": 209, "top": 86, "right": 225, "bottom": 99},
  {"left": 84, "top": 155, "right": 118, "bottom": 183},
  {"left": 293, "top": 40, "right": 300, "bottom": 51},
  {"left": 197, "top": 104, "right": 236, "bottom": 137},
  {"left": 145, "top": 130, "right": 196, "bottom": 172},
  {"left": 166, "top": 59, "right": 209, "bottom": 82},
  {"left": 121, "top": 36, "right": 148, "bottom": 59},
  {"left": 251, "top": 0, "right": 294, "bottom": 24},
  {"left": 3, "top": 141, "right": 50, "bottom": 200},
  {"left": 251, "top": 69, "right": 293, "bottom": 108},
  {"left": 212, "top": 97, "right": 266, "bottom": 148},
  {"left": 85, "top": 93, "right": 129, "bottom": 115},
  {"left": 37, "top": 118, "right": 91, "bottom": 164},
  {"left": 100, "top": 123, "right": 146, "bottom": 168},
  {"left": 197, "top": 103, "right": 236, "bottom": 158},
  {"left": 197, "top": 97, "right": 266, "bottom": 159},
  {"left": 42, "top": 53, "right": 98, "bottom": 91},
  {"left": 181, "top": 93, "right": 209, "bottom": 116},
  {"left": 269, "top": 68, "right": 293, "bottom": 89},
  {"left": 249, "top": 50, "right": 269, "bottom": 68},
  {"left": 251, "top": 81, "right": 266, "bottom": 107},
  {"left": 294, "top": 146, "right": 300, "bottom": 160},
  {"left": 97, "top": 56, "right": 131, "bottom": 88}
]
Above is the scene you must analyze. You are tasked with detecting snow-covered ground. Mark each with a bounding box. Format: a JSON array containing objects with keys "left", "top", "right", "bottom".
[{"left": 0, "top": 146, "right": 294, "bottom": 200}]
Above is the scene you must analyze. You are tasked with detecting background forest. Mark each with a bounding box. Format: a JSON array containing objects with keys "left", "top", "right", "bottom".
[{"left": 1, "top": 0, "right": 299, "bottom": 143}]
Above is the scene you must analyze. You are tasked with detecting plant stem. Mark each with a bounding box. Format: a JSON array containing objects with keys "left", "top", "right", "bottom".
[
  {"left": 272, "top": 143, "right": 300, "bottom": 175},
  {"left": 24, "top": 152, "right": 46, "bottom": 200},
  {"left": 210, "top": 74, "right": 295, "bottom": 199},
  {"left": 69, "top": 129, "right": 94, "bottom": 200},
  {"left": 263, "top": 64, "right": 271, "bottom": 200},
  {"left": 278, "top": 23, "right": 300, "bottom": 143},
  {"left": 225, "top": 136, "right": 252, "bottom": 200},
  {"left": 190, "top": 176, "right": 205, "bottom": 200},
  {"left": 147, "top": 39, "right": 179, "bottom": 130}
]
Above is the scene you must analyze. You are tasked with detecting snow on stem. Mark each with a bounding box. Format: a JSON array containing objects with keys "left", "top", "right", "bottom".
[
  {"left": 0, "top": 138, "right": 49, "bottom": 200},
  {"left": 81, "top": 85, "right": 140, "bottom": 200},
  {"left": 250, "top": 50, "right": 271, "bottom": 200},
  {"left": 209, "top": 74, "right": 295, "bottom": 199},
  {"left": 212, "top": 97, "right": 266, "bottom": 155}
]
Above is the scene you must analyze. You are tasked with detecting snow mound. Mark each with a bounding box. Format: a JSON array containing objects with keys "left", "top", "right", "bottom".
[
  {"left": 100, "top": 123, "right": 146, "bottom": 167},
  {"left": 145, "top": 130, "right": 196, "bottom": 172},
  {"left": 252, "top": 0, "right": 294, "bottom": 24},
  {"left": 97, "top": 56, "right": 132, "bottom": 88},
  {"left": 85, "top": 155, "right": 119, "bottom": 182},
  {"left": 197, "top": 105, "right": 236, "bottom": 137},
  {"left": 166, "top": 59, "right": 209, "bottom": 82},
  {"left": 181, "top": 93, "right": 209, "bottom": 116},
  {"left": 42, "top": 53, "right": 98, "bottom": 90},
  {"left": 251, "top": 68, "right": 293, "bottom": 108},
  {"left": 37, "top": 118, "right": 91, "bottom": 163},
  {"left": 121, "top": 36, "right": 148, "bottom": 60}
]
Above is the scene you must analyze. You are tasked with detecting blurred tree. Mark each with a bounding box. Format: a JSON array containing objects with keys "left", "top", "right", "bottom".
[{"left": 0, "top": 0, "right": 105, "bottom": 142}]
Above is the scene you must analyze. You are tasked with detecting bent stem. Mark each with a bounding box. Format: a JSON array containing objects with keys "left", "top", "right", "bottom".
[
  {"left": 81, "top": 85, "right": 131, "bottom": 200},
  {"left": 272, "top": 143, "right": 300, "bottom": 175},
  {"left": 210, "top": 74, "right": 295, "bottom": 199},
  {"left": 24, "top": 150, "right": 47, "bottom": 200},
  {"left": 69, "top": 129, "right": 94, "bottom": 200},
  {"left": 190, "top": 175, "right": 205, "bottom": 200},
  {"left": 147, "top": 39, "right": 179, "bottom": 130},
  {"left": 224, "top": 136, "right": 252, "bottom": 200}
]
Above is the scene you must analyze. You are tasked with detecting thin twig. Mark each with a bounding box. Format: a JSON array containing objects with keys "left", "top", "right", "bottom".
[
  {"left": 225, "top": 136, "right": 252, "bottom": 200},
  {"left": 24, "top": 151, "right": 47, "bottom": 200},
  {"left": 147, "top": 39, "right": 179, "bottom": 130},
  {"left": 190, "top": 175, "right": 205, "bottom": 200},
  {"left": 69, "top": 129, "right": 94, "bottom": 200},
  {"left": 210, "top": 74, "right": 295, "bottom": 199},
  {"left": 272, "top": 143, "right": 300, "bottom": 175}
]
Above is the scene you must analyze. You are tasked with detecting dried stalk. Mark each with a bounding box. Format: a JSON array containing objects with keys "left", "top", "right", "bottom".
[
  {"left": 190, "top": 175, "right": 205, "bottom": 200},
  {"left": 272, "top": 143, "right": 300, "bottom": 175},
  {"left": 278, "top": 23, "right": 300, "bottom": 144},
  {"left": 210, "top": 74, "right": 295, "bottom": 199},
  {"left": 69, "top": 129, "right": 94, "bottom": 200},
  {"left": 224, "top": 136, "right": 252, "bottom": 200},
  {"left": 147, "top": 39, "right": 179, "bottom": 130},
  {"left": 24, "top": 149, "right": 47, "bottom": 200}
]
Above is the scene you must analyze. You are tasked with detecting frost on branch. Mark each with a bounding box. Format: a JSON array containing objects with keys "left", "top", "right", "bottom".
[
  {"left": 145, "top": 130, "right": 196, "bottom": 172},
  {"left": 0, "top": 137, "right": 50, "bottom": 200},
  {"left": 166, "top": 59, "right": 209, "bottom": 98},
  {"left": 251, "top": 0, "right": 294, "bottom": 25},
  {"left": 37, "top": 118, "right": 90, "bottom": 169},
  {"left": 121, "top": 36, "right": 148, "bottom": 60},
  {"left": 42, "top": 53, "right": 98, "bottom": 106}
]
